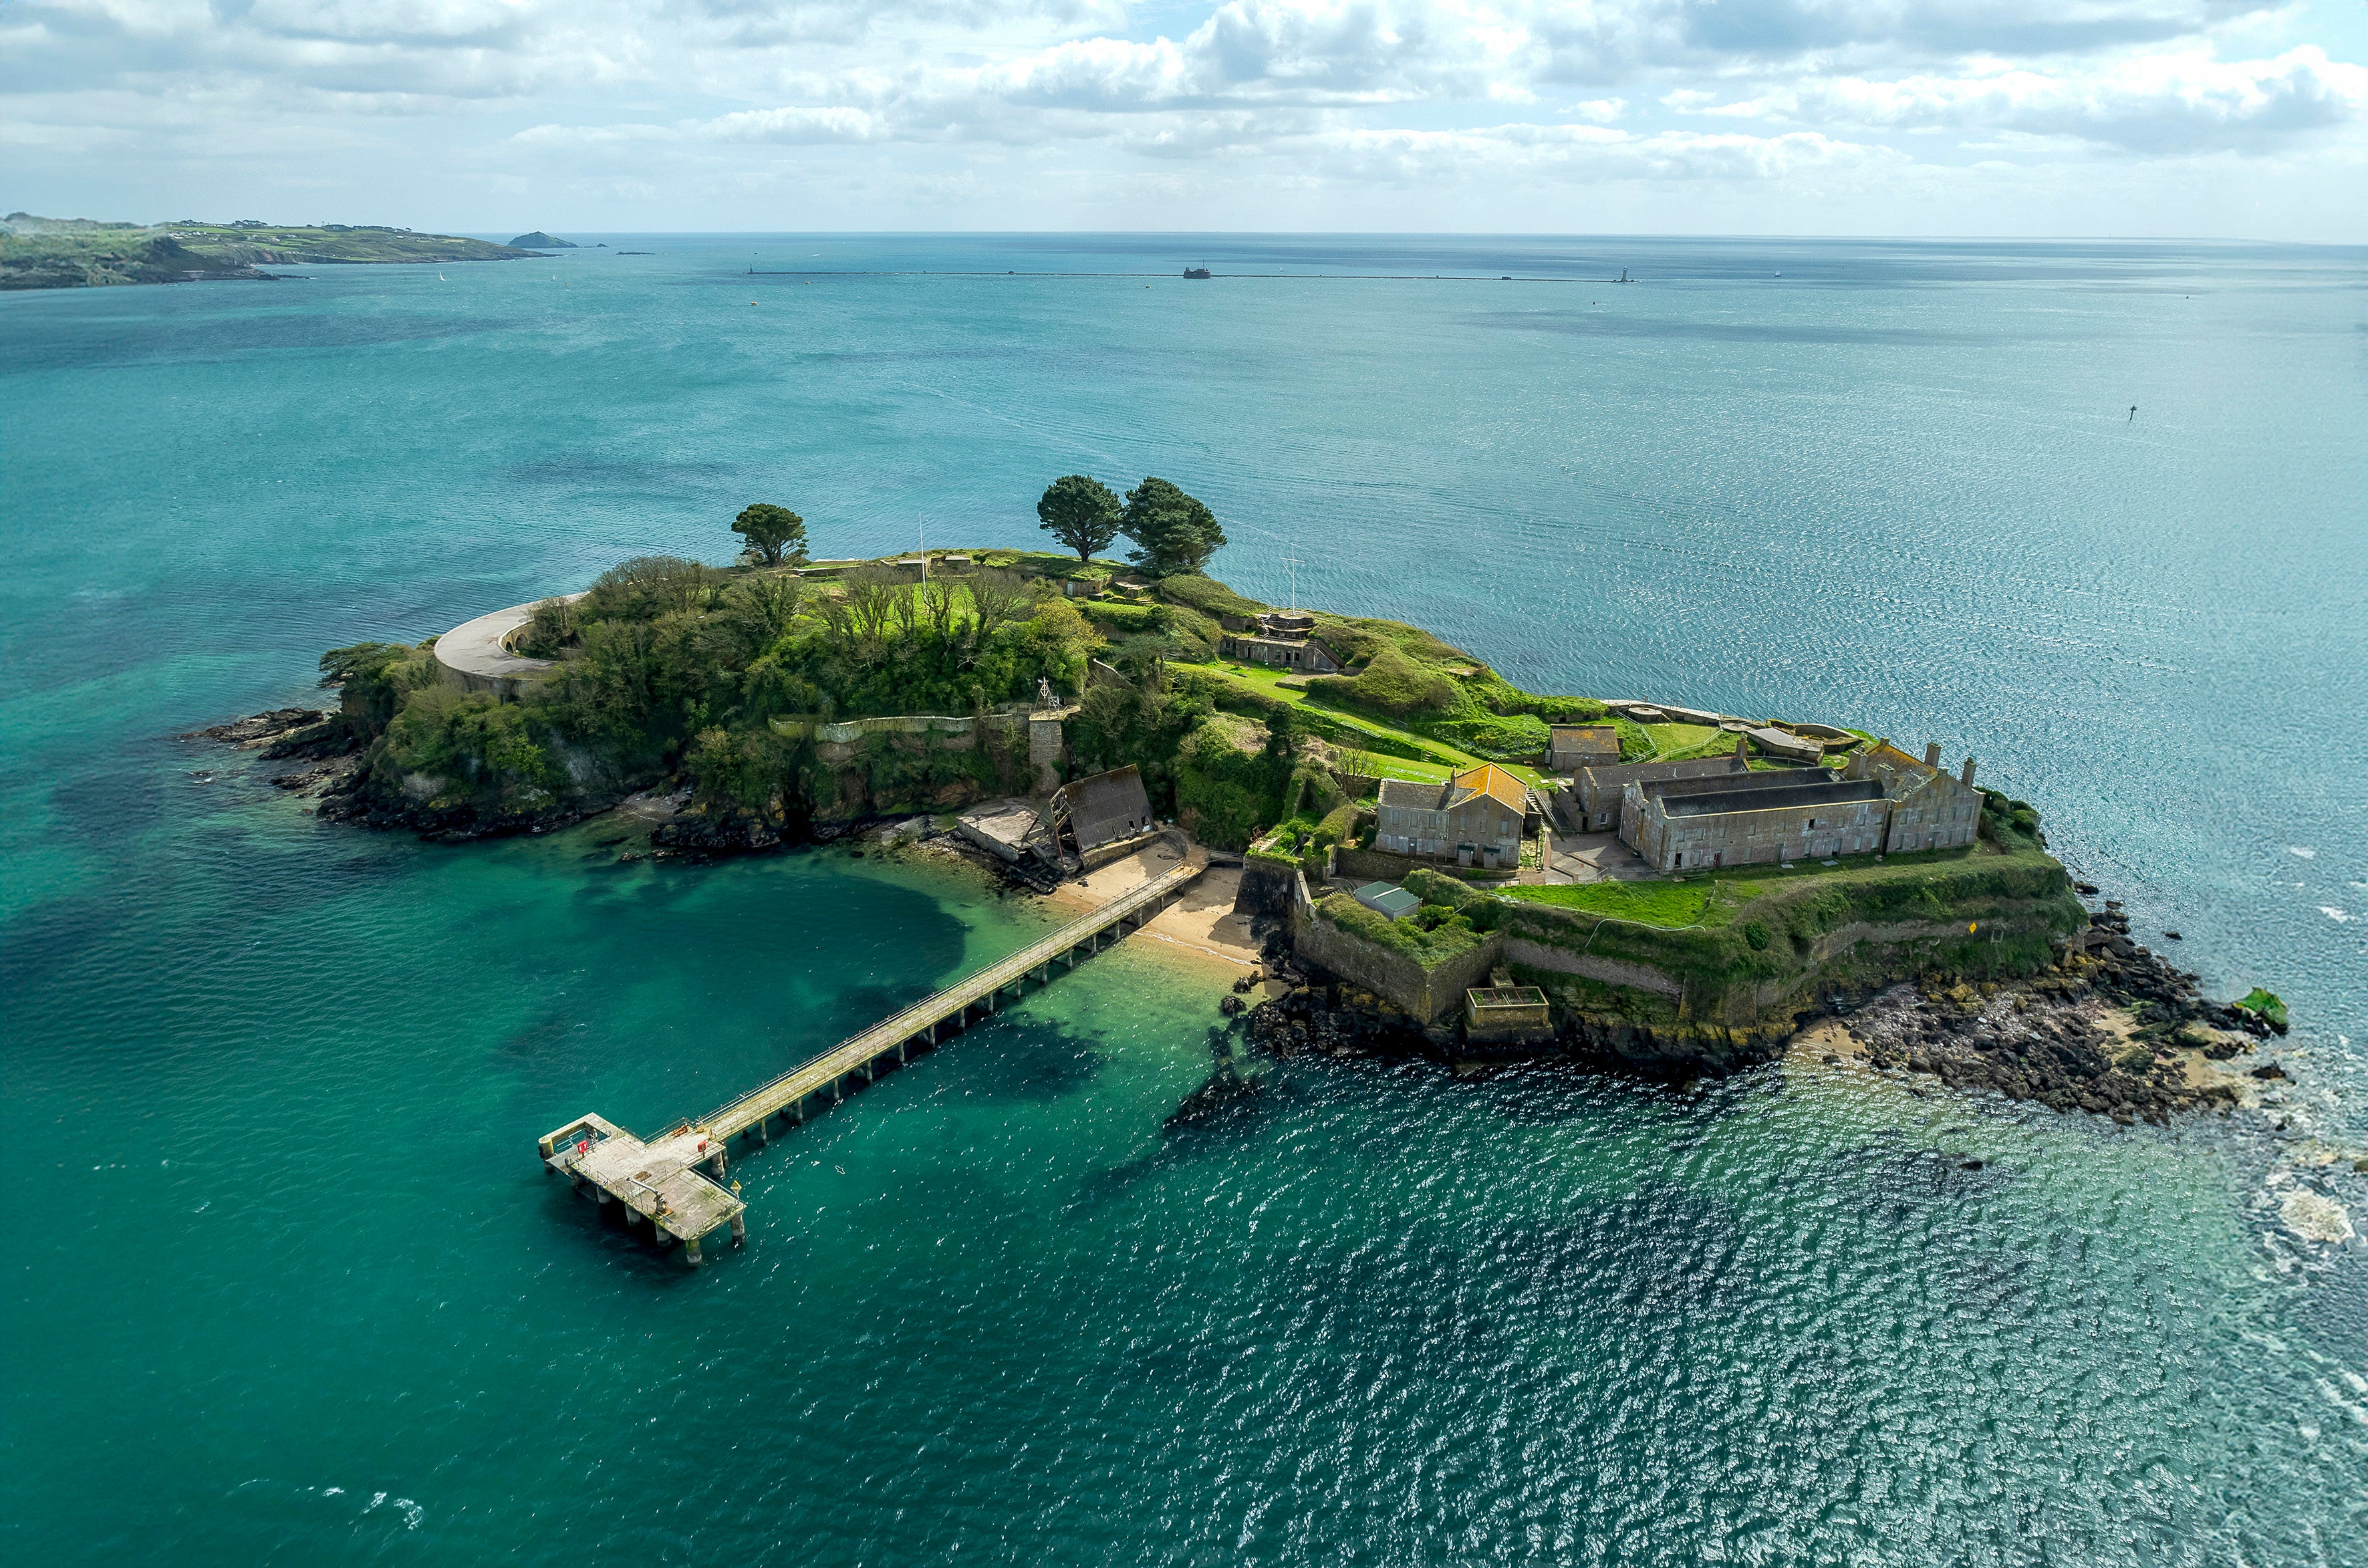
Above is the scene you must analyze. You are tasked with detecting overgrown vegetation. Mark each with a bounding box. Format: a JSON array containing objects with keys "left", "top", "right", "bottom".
[
  {"left": 1500, "top": 878, "right": 1717, "bottom": 928},
  {"left": 329, "top": 529, "right": 1115, "bottom": 829}
]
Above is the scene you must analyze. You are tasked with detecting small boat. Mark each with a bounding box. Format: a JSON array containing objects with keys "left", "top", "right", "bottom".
[{"left": 438, "top": 271, "right": 446, "bottom": 280}]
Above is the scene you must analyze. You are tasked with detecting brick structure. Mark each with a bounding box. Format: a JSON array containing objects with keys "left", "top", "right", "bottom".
[
  {"left": 1375, "top": 764, "right": 1531, "bottom": 868},
  {"left": 1547, "top": 724, "right": 1621, "bottom": 772}
]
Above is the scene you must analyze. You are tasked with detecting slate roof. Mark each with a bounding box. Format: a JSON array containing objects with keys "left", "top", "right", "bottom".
[{"left": 1659, "top": 779, "right": 1883, "bottom": 818}]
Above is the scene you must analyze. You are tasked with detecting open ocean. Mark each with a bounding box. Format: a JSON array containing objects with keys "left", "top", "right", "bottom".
[{"left": 3, "top": 235, "right": 2363, "bottom": 1564}]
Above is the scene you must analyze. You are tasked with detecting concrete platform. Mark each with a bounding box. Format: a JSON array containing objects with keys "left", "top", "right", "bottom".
[
  {"left": 434, "top": 593, "right": 583, "bottom": 697},
  {"left": 539, "top": 1114, "right": 745, "bottom": 1264},
  {"left": 956, "top": 797, "right": 1049, "bottom": 863}
]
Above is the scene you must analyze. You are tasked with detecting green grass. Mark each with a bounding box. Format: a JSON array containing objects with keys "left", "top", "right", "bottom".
[
  {"left": 1182, "top": 660, "right": 1548, "bottom": 786},
  {"left": 1500, "top": 879, "right": 1717, "bottom": 928},
  {"left": 1641, "top": 722, "right": 1729, "bottom": 761}
]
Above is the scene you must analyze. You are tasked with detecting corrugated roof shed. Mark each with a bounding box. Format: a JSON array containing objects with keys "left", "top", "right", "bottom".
[
  {"left": 1353, "top": 881, "right": 1422, "bottom": 920},
  {"left": 1051, "top": 765, "right": 1153, "bottom": 851}
]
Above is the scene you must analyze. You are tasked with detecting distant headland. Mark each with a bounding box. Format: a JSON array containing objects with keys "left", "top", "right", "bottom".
[
  {"left": 188, "top": 477, "right": 2292, "bottom": 1133},
  {"left": 0, "top": 214, "right": 537, "bottom": 289}
]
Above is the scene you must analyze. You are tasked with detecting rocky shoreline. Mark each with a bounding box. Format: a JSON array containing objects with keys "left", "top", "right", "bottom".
[
  {"left": 188, "top": 703, "right": 1087, "bottom": 887},
  {"left": 1238, "top": 901, "right": 2286, "bottom": 1126}
]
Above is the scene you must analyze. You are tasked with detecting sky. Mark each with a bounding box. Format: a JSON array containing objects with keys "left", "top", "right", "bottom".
[{"left": 4, "top": 0, "right": 2365, "bottom": 239}]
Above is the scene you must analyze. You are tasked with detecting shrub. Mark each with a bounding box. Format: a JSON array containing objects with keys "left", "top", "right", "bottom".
[
  {"left": 1174, "top": 714, "right": 1283, "bottom": 849},
  {"left": 1430, "top": 712, "right": 1551, "bottom": 760},
  {"left": 1306, "top": 645, "right": 1462, "bottom": 719},
  {"left": 1154, "top": 573, "right": 1267, "bottom": 621},
  {"left": 380, "top": 684, "right": 563, "bottom": 803},
  {"left": 319, "top": 641, "right": 437, "bottom": 735},
  {"left": 514, "top": 596, "right": 578, "bottom": 657},
  {"left": 1743, "top": 920, "right": 1772, "bottom": 950},
  {"left": 1077, "top": 600, "right": 1168, "bottom": 634},
  {"left": 579, "top": 555, "right": 716, "bottom": 622}
]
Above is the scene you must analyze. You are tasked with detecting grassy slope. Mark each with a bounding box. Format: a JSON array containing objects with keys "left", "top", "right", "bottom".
[{"left": 1183, "top": 662, "right": 1550, "bottom": 786}]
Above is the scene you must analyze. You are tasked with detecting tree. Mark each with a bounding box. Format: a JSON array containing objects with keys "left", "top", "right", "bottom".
[
  {"left": 732, "top": 503, "right": 807, "bottom": 567},
  {"left": 1120, "top": 477, "right": 1226, "bottom": 576},
  {"left": 964, "top": 567, "right": 1035, "bottom": 650},
  {"left": 1037, "top": 475, "right": 1122, "bottom": 563}
]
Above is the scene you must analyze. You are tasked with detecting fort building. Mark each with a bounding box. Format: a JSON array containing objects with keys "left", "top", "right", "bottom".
[
  {"left": 1548, "top": 724, "right": 1621, "bottom": 772},
  {"left": 1616, "top": 739, "right": 1984, "bottom": 872},
  {"left": 1375, "top": 764, "right": 1534, "bottom": 869},
  {"left": 1565, "top": 752, "right": 1748, "bottom": 832},
  {"left": 1845, "top": 742, "right": 1984, "bottom": 854},
  {"left": 1217, "top": 611, "right": 1348, "bottom": 673},
  {"left": 1622, "top": 775, "right": 1891, "bottom": 872}
]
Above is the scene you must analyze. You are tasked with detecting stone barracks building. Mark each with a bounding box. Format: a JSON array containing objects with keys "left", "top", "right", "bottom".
[
  {"left": 1617, "top": 740, "right": 1983, "bottom": 872},
  {"left": 1375, "top": 764, "right": 1537, "bottom": 869}
]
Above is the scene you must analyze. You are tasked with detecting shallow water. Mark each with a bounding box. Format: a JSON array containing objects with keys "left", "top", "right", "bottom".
[{"left": 3, "top": 236, "right": 2363, "bottom": 1563}]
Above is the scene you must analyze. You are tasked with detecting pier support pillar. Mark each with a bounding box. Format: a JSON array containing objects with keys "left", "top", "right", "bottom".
[
  {"left": 684, "top": 1236, "right": 703, "bottom": 1268},
  {"left": 792, "top": 1099, "right": 804, "bottom": 1125},
  {"left": 730, "top": 1215, "right": 746, "bottom": 1247},
  {"left": 754, "top": 1121, "right": 766, "bottom": 1147}
]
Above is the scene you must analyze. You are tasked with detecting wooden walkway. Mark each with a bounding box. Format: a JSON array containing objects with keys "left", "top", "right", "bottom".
[{"left": 539, "top": 835, "right": 1207, "bottom": 1265}]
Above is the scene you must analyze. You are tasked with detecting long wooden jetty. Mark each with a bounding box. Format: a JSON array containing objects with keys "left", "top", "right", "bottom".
[{"left": 539, "top": 836, "right": 1207, "bottom": 1265}]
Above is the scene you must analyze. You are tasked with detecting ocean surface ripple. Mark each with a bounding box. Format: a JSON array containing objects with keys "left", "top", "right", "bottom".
[{"left": 2, "top": 235, "right": 2361, "bottom": 1564}]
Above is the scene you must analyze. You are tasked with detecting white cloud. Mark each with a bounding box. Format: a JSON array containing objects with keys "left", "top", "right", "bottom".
[
  {"left": 1696, "top": 45, "right": 2367, "bottom": 150},
  {"left": 1, "top": 0, "right": 2363, "bottom": 233}
]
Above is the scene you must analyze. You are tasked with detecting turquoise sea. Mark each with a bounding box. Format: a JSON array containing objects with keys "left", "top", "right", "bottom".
[{"left": 3, "top": 235, "right": 2364, "bottom": 1563}]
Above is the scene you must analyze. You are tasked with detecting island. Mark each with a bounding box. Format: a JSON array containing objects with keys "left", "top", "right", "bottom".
[
  {"left": 197, "top": 479, "right": 2290, "bottom": 1144},
  {"left": 1, "top": 215, "right": 537, "bottom": 289}
]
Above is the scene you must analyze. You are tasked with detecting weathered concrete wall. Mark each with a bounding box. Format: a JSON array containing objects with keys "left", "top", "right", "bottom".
[
  {"left": 1234, "top": 857, "right": 1300, "bottom": 919},
  {"left": 1028, "top": 710, "right": 1072, "bottom": 795}
]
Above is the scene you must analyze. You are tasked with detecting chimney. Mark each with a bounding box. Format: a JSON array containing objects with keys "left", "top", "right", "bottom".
[
  {"left": 1923, "top": 742, "right": 1942, "bottom": 768},
  {"left": 1961, "top": 757, "right": 1977, "bottom": 787}
]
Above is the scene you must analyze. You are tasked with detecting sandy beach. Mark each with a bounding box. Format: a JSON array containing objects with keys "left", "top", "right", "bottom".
[{"left": 1040, "top": 845, "right": 1266, "bottom": 979}]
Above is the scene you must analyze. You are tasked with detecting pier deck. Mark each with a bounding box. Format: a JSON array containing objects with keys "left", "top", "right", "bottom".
[{"left": 540, "top": 835, "right": 1206, "bottom": 1264}]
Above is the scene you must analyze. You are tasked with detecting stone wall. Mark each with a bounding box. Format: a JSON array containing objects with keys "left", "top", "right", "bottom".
[
  {"left": 1234, "top": 856, "right": 1301, "bottom": 919},
  {"left": 1634, "top": 792, "right": 1891, "bottom": 872},
  {"left": 1286, "top": 872, "right": 1502, "bottom": 1024},
  {"left": 1335, "top": 845, "right": 1514, "bottom": 887}
]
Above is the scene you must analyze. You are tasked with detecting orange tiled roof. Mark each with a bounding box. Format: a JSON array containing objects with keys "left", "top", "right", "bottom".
[{"left": 1448, "top": 764, "right": 1529, "bottom": 813}]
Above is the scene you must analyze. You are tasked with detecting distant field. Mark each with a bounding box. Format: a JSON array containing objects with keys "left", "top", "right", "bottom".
[{"left": 1, "top": 215, "right": 533, "bottom": 290}]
